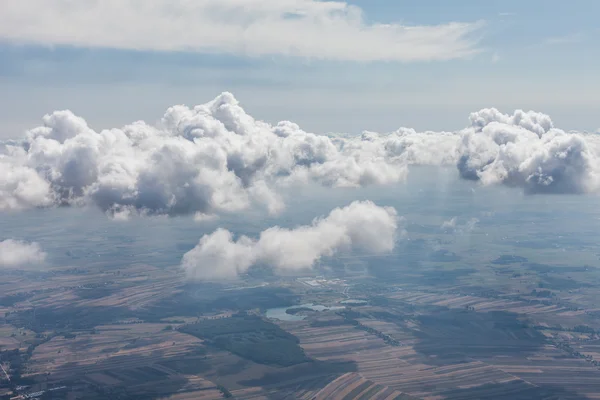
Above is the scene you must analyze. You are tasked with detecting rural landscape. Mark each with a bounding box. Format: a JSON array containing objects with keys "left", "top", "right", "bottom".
[
  {"left": 2, "top": 208, "right": 600, "bottom": 400},
  {"left": 1, "top": 1, "right": 599, "bottom": 398}
]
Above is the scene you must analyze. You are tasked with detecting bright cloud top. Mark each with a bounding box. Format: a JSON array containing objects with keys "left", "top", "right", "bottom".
[
  {"left": 0, "top": 239, "right": 47, "bottom": 268},
  {"left": 0, "top": 0, "right": 481, "bottom": 62},
  {"left": 0, "top": 92, "right": 456, "bottom": 217},
  {"left": 181, "top": 200, "right": 399, "bottom": 280},
  {"left": 1, "top": 92, "right": 598, "bottom": 219},
  {"left": 458, "top": 109, "right": 600, "bottom": 194}
]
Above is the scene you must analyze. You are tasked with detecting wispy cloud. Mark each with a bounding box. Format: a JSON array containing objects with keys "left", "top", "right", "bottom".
[
  {"left": 0, "top": 0, "right": 483, "bottom": 62},
  {"left": 545, "top": 32, "right": 585, "bottom": 45}
]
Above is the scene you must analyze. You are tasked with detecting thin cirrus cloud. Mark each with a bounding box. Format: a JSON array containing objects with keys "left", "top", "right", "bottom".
[
  {"left": 0, "top": 0, "right": 482, "bottom": 62},
  {"left": 0, "top": 239, "right": 47, "bottom": 268},
  {"left": 1, "top": 92, "right": 600, "bottom": 220},
  {"left": 544, "top": 32, "right": 585, "bottom": 45},
  {"left": 181, "top": 200, "right": 400, "bottom": 280}
]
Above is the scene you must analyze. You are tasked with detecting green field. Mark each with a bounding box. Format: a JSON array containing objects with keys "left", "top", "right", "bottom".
[{"left": 179, "top": 313, "right": 310, "bottom": 367}]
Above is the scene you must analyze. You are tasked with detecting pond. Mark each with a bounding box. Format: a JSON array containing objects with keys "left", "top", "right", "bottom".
[{"left": 265, "top": 303, "right": 346, "bottom": 321}]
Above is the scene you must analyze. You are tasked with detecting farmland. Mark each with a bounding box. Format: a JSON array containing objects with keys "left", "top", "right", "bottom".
[
  {"left": 282, "top": 301, "right": 599, "bottom": 399},
  {"left": 179, "top": 313, "right": 310, "bottom": 366},
  {"left": 2, "top": 236, "right": 600, "bottom": 399}
]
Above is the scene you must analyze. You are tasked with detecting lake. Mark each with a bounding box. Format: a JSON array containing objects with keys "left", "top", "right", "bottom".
[{"left": 265, "top": 303, "right": 346, "bottom": 321}]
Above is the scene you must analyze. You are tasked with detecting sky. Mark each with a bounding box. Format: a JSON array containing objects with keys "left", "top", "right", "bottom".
[
  {"left": 0, "top": 0, "right": 599, "bottom": 139},
  {"left": 1, "top": 0, "right": 600, "bottom": 278}
]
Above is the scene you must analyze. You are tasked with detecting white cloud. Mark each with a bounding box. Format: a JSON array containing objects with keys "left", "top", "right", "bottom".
[
  {"left": 457, "top": 108, "right": 600, "bottom": 194},
  {"left": 0, "top": 0, "right": 482, "bottom": 62},
  {"left": 0, "top": 158, "right": 54, "bottom": 211},
  {"left": 441, "top": 217, "right": 479, "bottom": 234},
  {"left": 441, "top": 217, "right": 457, "bottom": 231},
  {"left": 181, "top": 201, "right": 399, "bottom": 280},
  {"left": 0, "top": 92, "right": 454, "bottom": 217},
  {"left": 1, "top": 93, "right": 599, "bottom": 220},
  {"left": 0, "top": 239, "right": 47, "bottom": 268}
]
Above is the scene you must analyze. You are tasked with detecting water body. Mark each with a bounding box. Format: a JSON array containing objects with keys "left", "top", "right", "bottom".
[{"left": 265, "top": 303, "right": 346, "bottom": 321}]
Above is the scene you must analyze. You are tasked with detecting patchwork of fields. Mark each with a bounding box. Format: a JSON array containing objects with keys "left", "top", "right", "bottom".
[{"left": 3, "top": 257, "right": 600, "bottom": 399}]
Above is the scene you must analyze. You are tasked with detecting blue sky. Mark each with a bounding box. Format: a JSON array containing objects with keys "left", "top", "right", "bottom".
[{"left": 0, "top": 0, "right": 598, "bottom": 138}]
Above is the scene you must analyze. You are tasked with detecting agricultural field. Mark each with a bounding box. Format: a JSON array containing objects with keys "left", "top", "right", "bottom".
[
  {"left": 179, "top": 313, "right": 310, "bottom": 367},
  {"left": 2, "top": 247, "right": 600, "bottom": 399},
  {"left": 312, "top": 372, "right": 418, "bottom": 400},
  {"left": 274, "top": 292, "right": 600, "bottom": 400}
]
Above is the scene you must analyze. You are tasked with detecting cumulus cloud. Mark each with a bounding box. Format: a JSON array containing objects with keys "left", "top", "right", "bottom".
[
  {"left": 181, "top": 201, "right": 399, "bottom": 280},
  {"left": 457, "top": 109, "right": 600, "bottom": 194},
  {"left": 0, "top": 159, "right": 54, "bottom": 211},
  {"left": 0, "top": 239, "right": 47, "bottom": 268},
  {"left": 0, "top": 92, "right": 458, "bottom": 217},
  {"left": 1, "top": 93, "right": 598, "bottom": 219},
  {"left": 0, "top": 0, "right": 481, "bottom": 62}
]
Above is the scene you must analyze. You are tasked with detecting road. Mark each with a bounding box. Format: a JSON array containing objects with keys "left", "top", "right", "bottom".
[
  {"left": 0, "top": 363, "right": 10, "bottom": 381},
  {"left": 342, "top": 285, "right": 350, "bottom": 298}
]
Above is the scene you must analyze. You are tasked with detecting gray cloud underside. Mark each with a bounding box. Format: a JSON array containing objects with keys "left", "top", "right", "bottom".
[
  {"left": 181, "top": 200, "right": 399, "bottom": 280},
  {"left": 1, "top": 92, "right": 598, "bottom": 218}
]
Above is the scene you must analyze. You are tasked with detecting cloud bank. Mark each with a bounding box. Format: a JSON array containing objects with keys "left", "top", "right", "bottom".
[
  {"left": 0, "top": 239, "right": 47, "bottom": 268},
  {"left": 0, "top": 0, "right": 481, "bottom": 62},
  {"left": 0, "top": 92, "right": 457, "bottom": 217},
  {"left": 1, "top": 93, "right": 598, "bottom": 219},
  {"left": 181, "top": 201, "right": 399, "bottom": 280}
]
